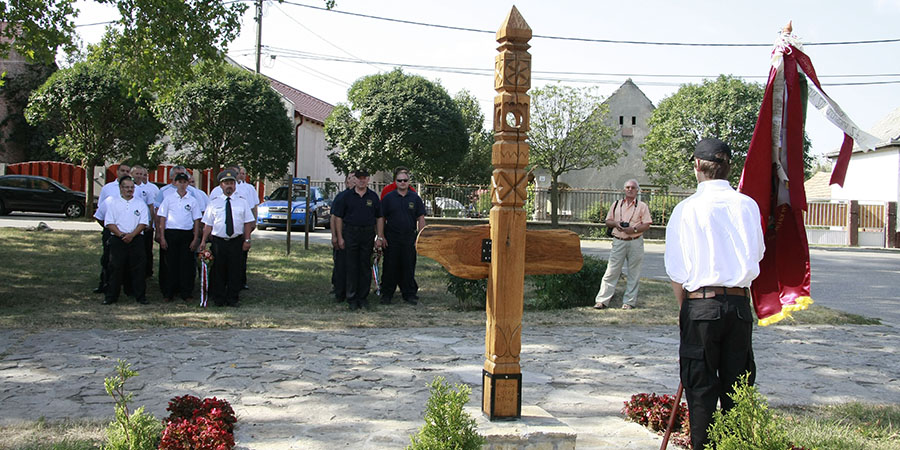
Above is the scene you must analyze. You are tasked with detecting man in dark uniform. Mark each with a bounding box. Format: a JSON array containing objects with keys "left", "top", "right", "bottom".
[
  {"left": 665, "top": 138, "right": 765, "bottom": 449},
  {"left": 332, "top": 169, "right": 384, "bottom": 310},
  {"left": 199, "top": 170, "right": 255, "bottom": 307},
  {"left": 330, "top": 173, "right": 356, "bottom": 302},
  {"left": 380, "top": 171, "right": 425, "bottom": 305},
  {"left": 102, "top": 176, "right": 149, "bottom": 305}
]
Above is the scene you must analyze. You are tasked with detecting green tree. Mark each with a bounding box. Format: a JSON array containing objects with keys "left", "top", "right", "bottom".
[
  {"left": 0, "top": 0, "right": 78, "bottom": 64},
  {"left": 324, "top": 69, "right": 468, "bottom": 184},
  {"left": 0, "top": 62, "right": 62, "bottom": 162},
  {"left": 529, "top": 84, "right": 621, "bottom": 226},
  {"left": 25, "top": 61, "right": 163, "bottom": 213},
  {"left": 87, "top": 0, "right": 247, "bottom": 96},
  {"left": 449, "top": 90, "right": 493, "bottom": 184},
  {"left": 154, "top": 61, "right": 294, "bottom": 180},
  {"left": 641, "top": 75, "right": 812, "bottom": 189}
]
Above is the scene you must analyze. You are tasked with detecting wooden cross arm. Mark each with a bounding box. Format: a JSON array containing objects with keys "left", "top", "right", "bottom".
[{"left": 416, "top": 224, "right": 583, "bottom": 280}]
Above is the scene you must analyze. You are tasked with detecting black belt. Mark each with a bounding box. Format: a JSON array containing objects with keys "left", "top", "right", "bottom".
[
  {"left": 212, "top": 235, "right": 242, "bottom": 241},
  {"left": 686, "top": 286, "right": 749, "bottom": 299},
  {"left": 614, "top": 235, "right": 641, "bottom": 241}
]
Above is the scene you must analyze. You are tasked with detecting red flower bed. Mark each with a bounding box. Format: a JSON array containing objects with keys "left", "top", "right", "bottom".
[{"left": 160, "top": 395, "right": 237, "bottom": 450}]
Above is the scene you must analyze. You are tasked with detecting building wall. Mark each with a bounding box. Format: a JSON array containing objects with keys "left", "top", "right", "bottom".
[
  {"left": 830, "top": 146, "right": 900, "bottom": 202},
  {"left": 534, "top": 80, "right": 655, "bottom": 190},
  {"left": 296, "top": 118, "right": 340, "bottom": 182}
]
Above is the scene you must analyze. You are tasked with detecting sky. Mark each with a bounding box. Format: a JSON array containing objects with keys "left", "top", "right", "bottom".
[{"left": 72, "top": 0, "right": 900, "bottom": 157}]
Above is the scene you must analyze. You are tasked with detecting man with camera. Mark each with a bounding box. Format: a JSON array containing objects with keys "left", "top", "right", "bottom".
[{"left": 593, "top": 179, "right": 652, "bottom": 310}]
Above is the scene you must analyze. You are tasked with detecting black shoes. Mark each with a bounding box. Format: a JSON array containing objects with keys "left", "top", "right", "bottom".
[
  {"left": 380, "top": 297, "right": 392, "bottom": 305},
  {"left": 404, "top": 295, "right": 419, "bottom": 305},
  {"left": 93, "top": 286, "right": 107, "bottom": 294},
  {"left": 241, "top": 284, "right": 249, "bottom": 290},
  {"left": 102, "top": 298, "right": 117, "bottom": 305},
  {"left": 137, "top": 298, "right": 149, "bottom": 305}
]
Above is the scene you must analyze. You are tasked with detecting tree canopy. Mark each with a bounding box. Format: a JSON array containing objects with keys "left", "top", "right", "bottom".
[
  {"left": 154, "top": 62, "right": 294, "bottom": 180},
  {"left": 0, "top": 0, "right": 78, "bottom": 64},
  {"left": 87, "top": 0, "right": 247, "bottom": 95},
  {"left": 0, "top": 62, "right": 61, "bottom": 162},
  {"left": 642, "top": 75, "right": 774, "bottom": 188},
  {"left": 449, "top": 90, "right": 493, "bottom": 184},
  {"left": 25, "top": 61, "right": 163, "bottom": 211},
  {"left": 529, "top": 84, "right": 621, "bottom": 226},
  {"left": 324, "top": 69, "right": 468, "bottom": 183}
]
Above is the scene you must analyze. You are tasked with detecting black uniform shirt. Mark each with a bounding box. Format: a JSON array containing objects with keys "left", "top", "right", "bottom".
[
  {"left": 382, "top": 189, "right": 425, "bottom": 235},
  {"left": 332, "top": 188, "right": 381, "bottom": 226}
]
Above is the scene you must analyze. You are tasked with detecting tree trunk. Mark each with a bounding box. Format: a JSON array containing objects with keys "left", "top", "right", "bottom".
[
  {"left": 550, "top": 172, "right": 559, "bottom": 227},
  {"left": 84, "top": 163, "right": 95, "bottom": 218}
]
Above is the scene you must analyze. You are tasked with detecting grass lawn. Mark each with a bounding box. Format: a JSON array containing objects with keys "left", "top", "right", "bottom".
[
  {"left": 0, "top": 228, "right": 877, "bottom": 329},
  {"left": 0, "top": 228, "right": 892, "bottom": 449}
]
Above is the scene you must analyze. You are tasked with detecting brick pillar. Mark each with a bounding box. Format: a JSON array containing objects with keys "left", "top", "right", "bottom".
[
  {"left": 886, "top": 202, "right": 897, "bottom": 248},
  {"left": 848, "top": 200, "right": 859, "bottom": 247}
]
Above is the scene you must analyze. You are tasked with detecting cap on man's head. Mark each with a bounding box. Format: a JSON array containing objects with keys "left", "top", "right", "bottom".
[
  {"left": 352, "top": 169, "right": 370, "bottom": 178},
  {"left": 217, "top": 170, "right": 237, "bottom": 183},
  {"left": 173, "top": 172, "right": 189, "bottom": 182},
  {"left": 693, "top": 138, "right": 731, "bottom": 163}
]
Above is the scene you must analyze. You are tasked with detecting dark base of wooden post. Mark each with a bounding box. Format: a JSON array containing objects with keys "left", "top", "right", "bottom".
[{"left": 482, "top": 369, "right": 522, "bottom": 420}]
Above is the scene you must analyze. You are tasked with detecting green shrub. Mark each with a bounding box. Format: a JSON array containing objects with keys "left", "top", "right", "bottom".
[
  {"left": 102, "top": 360, "right": 163, "bottom": 450},
  {"left": 707, "top": 373, "right": 792, "bottom": 450},
  {"left": 584, "top": 201, "right": 608, "bottom": 224},
  {"left": 647, "top": 194, "right": 681, "bottom": 226},
  {"left": 105, "top": 406, "right": 163, "bottom": 450},
  {"left": 446, "top": 272, "right": 487, "bottom": 310},
  {"left": 527, "top": 255, "right": 607, "bottom": 310},
  {"left": 407, "top": 376, "right": 485, "bottom": 450}
]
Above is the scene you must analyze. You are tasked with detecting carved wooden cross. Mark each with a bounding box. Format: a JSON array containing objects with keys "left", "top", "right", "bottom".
[{"left": 416, "top": 6, "right": 583, "bottom": 421}]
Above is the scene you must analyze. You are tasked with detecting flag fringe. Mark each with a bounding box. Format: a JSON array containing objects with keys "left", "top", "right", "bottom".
[{"left": 757, "top": 296, "right": 814, "bottom": 326}]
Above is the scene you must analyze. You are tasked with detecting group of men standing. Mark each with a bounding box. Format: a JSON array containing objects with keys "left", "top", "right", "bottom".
[
  {"left": 330, "top": 167, "right": 426, "bottom": 310},
  {"left": 93, "top": 163, "right": 259, "bottom": 308}
]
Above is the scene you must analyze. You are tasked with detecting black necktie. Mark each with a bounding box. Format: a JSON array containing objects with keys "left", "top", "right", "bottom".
[{"left": 225, "top": 197, "right": 234, "bottom": 237}]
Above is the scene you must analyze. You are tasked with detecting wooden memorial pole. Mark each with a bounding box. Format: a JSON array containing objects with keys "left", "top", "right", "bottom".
[{"left": 416, "top": 6, "right": 582, "bottom": 421}]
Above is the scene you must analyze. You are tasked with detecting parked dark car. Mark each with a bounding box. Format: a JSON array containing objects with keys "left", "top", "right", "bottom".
[
  {"left": 0, "top": 175, "right": 87, "bottom": 218},
  {"left": 257, "top": 186, "right": 331, "bottom": 231}
]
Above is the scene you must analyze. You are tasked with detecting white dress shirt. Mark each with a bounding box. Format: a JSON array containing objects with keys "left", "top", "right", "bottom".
[
  {"left": 202, "top": 195, "right": 254, "bottom": 239},
  {"left": 104, "top": 196, "right": 150, "bottom": 235},
  {"left": 98, "top": 181, "right": 119, "bottom": 206},
  {"left": 664, "top": 179, "right": 765, "bottom": 292},
  {"left": 158, "top": 191, "right": 201, "bottom": 230},
  {"left": 209, "top": 181, "right": 259, "bottom": 208},
  {"left": 155, "top": 184, "right": 209, "bottom": 212}
]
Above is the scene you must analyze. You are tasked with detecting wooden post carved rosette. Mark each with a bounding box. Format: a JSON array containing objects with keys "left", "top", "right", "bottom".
[{"left": 416, "top": 6, "right": 583, "bottom": 421}]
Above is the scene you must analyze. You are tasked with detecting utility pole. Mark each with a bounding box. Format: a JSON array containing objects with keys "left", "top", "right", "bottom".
[{"left": 255, "top": 0, "right": 263, "bottom": 73}]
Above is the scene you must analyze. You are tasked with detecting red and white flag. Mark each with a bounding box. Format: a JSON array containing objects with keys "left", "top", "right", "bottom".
[{"left": 738, "top": 24, "right": 877, "bottom": 325}]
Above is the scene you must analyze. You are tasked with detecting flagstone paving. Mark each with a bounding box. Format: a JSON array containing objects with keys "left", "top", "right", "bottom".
[{"left": 1, "top": 324, "right": 897, "bottom": 449}]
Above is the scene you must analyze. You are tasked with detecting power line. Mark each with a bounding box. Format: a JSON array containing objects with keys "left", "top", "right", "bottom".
[
  {"left": 261, "top": 46, "right": 900, "bottom": 86},
  {"left": 281, "top": 1, "right": 900, "bottom": 47}
]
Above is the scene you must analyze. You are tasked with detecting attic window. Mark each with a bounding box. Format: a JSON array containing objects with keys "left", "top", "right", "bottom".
[
  {"left": 632, "top": 116, "right": 636, "bottom": 125},
  {"left": 619, "top": 116, "right": 624, "bottom": 125}
]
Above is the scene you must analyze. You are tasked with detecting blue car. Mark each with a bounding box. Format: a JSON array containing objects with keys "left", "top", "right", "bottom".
[{"left": 257, "top": 186, "right": 331, "bottom": 231}]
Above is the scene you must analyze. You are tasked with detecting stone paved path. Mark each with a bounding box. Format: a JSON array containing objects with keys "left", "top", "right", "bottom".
[{"left": 1, "top": 324, "right": 898, "bottom": 449}]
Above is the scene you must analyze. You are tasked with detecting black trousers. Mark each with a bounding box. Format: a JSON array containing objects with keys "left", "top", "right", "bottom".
[
  {"left": 97, "top": 229, "right": 111, "bottom": 290},
  {"left": 143, "top": 228, "right": 154, "bottom": 277},
  {"left": 342, "top": 225, "right": 375, "bottom": 304},
  {"left": 332, "top": 247, "right": 347, "bottom": 300},
  {"left": 106, "top": 234, "right": 146, "bottom": 303},
  {"left": 380, "top": 231, "right": 418, "bottom": 300},
  {"left": 210, "top": 236, "right": 243, "bottom": 306},
  {"left": 163, "top": 229, "right": 195, "bottom": 299},
  {"left": 679, "top": 292, "right": 756, "bottom": 450},
  {"left": 241, "top": 249, "right": 248, "bottom": 286}
]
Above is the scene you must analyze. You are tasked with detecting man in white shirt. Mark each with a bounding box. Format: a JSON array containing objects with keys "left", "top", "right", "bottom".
[
  {"left": 157, "top": 172, "right": 202, "bottom": 302},
  {"left": 664, "top": 138, "right": 765, "bottom": 450},
  {"left": 93, "top": 163, "right": 131, "bottom": 294},
  {"left": 199, "top": 169, "right": 255, "bottom": 307},
  {"left": 103, "top": 176, "right": 150, "bottom": 305},
  {"left": 210, "top": 166, "right": 258, "bottom": 289},
  {"left": 132, "top": 165, "right": 159, "bottom": 278}
]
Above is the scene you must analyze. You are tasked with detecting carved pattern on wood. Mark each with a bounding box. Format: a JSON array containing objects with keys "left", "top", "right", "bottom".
[{"left": 491, "top": 169, "right": 527, "bottom": 207}]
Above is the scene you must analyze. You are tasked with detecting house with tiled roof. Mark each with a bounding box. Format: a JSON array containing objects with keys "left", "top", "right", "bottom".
[
  {"left": 225, "top": 57, "right": 341, "bottom": 186},
  {"left": 828, "top": 106, "right": 900, "bottom": 203}
]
